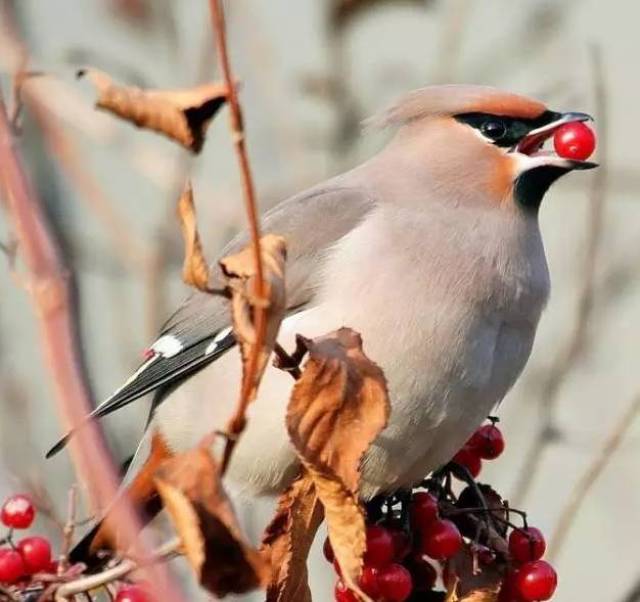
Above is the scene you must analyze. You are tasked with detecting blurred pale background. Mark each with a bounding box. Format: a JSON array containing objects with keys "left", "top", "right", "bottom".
[{"left": 0, "top": 1, "right": 639, "bottom": 600}]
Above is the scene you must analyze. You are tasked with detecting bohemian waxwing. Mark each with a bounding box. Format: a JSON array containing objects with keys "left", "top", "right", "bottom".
[{"left": 49, "top": 84, "right": 596, "bottom": 557}]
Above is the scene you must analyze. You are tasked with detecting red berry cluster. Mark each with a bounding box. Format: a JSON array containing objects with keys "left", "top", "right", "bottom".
[
  {"left": 0, "top": 493, "right": 155, "bottom": 600},
  {"left": 500, "top": 528, "right": 556, "bottom": 601},
  {"left": 452, "top": 421, "right": 506, "bottom": 478},
  {"left": 0, "top": 494, "right": 53, "bottom": 584},
  {"left": 326, "top": 419, "right": 558, "bottom": 601}
]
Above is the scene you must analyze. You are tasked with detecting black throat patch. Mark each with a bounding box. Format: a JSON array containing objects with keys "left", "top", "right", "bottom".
[{"left": 513, "top": 165, "right": 570, "bottom": 211}]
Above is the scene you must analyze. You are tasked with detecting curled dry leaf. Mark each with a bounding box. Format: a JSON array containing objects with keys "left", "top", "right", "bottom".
[
  {"left": 444, "top": 545, "right": 503, "bottom": 602},
  {"left": 154, "top": 446, "right": 268, "bottom": 597},
  {"left": 286, "top": 328, "right": 390, "bottom": 599},
  {"left": 177, "top": 181, "right": 210, "bottom": 291},
  {"left": 219, "top": 234, "right": 287, "bottom": 407},
  {"left": 261, "top": 473, "right": 324, "bottom": 602},
  {"left": 79, "top": 68, "right": 228, "bottom": 152}
]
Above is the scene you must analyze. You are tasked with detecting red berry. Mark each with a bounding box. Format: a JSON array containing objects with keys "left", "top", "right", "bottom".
[
  {"left": 364, "top": 525, "right": 394, "bottom": 568},
  {"left": 334, "top": 580, "right": 358, "bottom": 602},
  {"left": 516, "top": 560, "right": 558, "bottom": 601},
  {"left": 453, "top": 446, "right": 482, "bottom": 477},
  {"left": 359, "top": 565, "right": 381, "bottom": 598},
  {"left": 115, "top": 584, "right": 153, "bottom": 602},
  {"left": 0, "top": 549, "right": 26, "bottom": 583},
  {"left": 468, "top": 424, "right": 505, "bottom": 460},
  {"left": 377, "top": 563, "right": 413, "bottom": 602},
  {"left": 508, "top": 527, "right": 546, "bottom": 563},
  {"left": 1, "top": 494, "right": 35, "bottom": 529},
  {"left": 410, "top": 492, "right": 439, "bottom": 530},
  {"left": 421, "top": 519, "right": 463, "bottom": 560},
  {"left": 389, "top": 528, "right": 411, "bottom": 561},
  {"left": 46, "top": 560, "right": 59, "bottom": 574},
  {"left": 17, "top": 536, "right": 52, "bottom": 574},
  {"left": 323, "top": 537, "right": 335, "bottom": 563},
  {"left": 405, "top": 553, "right": 437, "bottom": 591},
  {"left": 553, "top": 121, "right": 596, "bottom": 161}
]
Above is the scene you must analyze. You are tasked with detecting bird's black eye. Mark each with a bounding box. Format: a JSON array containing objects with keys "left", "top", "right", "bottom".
[{"left": 481, "top": 119, "right": 507, "bottom": 141}]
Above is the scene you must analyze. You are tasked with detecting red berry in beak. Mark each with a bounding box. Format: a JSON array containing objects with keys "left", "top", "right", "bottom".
[{"left": 553, "top": 121, "right": 596, "bottom": 161}]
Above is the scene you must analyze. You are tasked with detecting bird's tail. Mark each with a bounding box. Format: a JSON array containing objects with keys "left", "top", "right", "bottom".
[{"left": 68, "top": 430, "right": 171, "bottom": 568}]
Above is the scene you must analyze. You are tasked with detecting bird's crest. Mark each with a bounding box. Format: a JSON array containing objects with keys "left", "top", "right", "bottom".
[{"left": 367, "top": 84, "right": 546, "bottom": 129}]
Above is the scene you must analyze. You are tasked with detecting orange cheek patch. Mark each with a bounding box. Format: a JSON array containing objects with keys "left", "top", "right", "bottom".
[{"left": 484, "top": 153, "right": 516, "bottom": 203}]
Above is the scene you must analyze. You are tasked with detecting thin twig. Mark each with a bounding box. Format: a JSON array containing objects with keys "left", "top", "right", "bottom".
[
  {"left": 547, "top": 394, "right": 640, "bottom": 561},
  {"left": 58, "top": 487, "right": 78, "bottom": 573},
  {"left": 512, "top": 44, "right": 609, "bottom": 506},
  {"left": 0, "top": 90, "right": 182, "bottom": 602},
  {"left": 54, "top": 538, "right": 181, "bottom": 601},
  {"left": 208, "top": 0, "right": 269, "bottom": 474}
]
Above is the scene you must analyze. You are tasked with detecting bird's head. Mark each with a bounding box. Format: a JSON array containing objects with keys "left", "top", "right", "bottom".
[{"left": 372, "top": 84, "right": 597, "bottom": 211}]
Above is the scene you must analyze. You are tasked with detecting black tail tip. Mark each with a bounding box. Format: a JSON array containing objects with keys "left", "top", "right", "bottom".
[
  {"left": 68, "top": 522, "right": 110, "bottom": 572},
  {"left": 45, "top": 433, "right": 71, "bottom": 459}
]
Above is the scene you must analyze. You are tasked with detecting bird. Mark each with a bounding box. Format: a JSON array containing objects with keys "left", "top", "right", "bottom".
[{"left": 48, "top": 84, "right": 596, "bottom": 558}]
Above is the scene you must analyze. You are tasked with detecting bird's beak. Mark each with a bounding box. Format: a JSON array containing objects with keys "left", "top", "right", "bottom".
[{"left": 510, "top": 111, "right": 598, "bottom": 171}]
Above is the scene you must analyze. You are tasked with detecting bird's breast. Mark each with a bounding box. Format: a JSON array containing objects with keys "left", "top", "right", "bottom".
[{"left": 312, "top": 203, "right": 549, "bottom": 493}]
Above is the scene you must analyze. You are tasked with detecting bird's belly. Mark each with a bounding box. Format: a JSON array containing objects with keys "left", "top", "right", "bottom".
[
  {"left": 153, "top": 298, "right": 536, "bottom": 499},
  {"left": 358, "top": 318, "right": 536, "bottom": 497}
]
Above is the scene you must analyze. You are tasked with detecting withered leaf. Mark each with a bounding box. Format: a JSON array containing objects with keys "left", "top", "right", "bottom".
[
  {"left": 444, "top": 545, "right": 503, "bottom": 602},
  {"left": 219, "top": 234, "right": 287, "bottom": 406},
  {"left": 261, "top": 473, "right": 324, "bottom": 602},
  {"left": 286, "top": 328, "right": 390, "bottom": 599},
  {"left": 154, "top": 446, "right": 269, "bottom": 597},
  {"left": 177, "top": 181, "right": 210, "bottom": 291},
  {"left": 79, "top": 68, "right": 228, "bottom": 152}
]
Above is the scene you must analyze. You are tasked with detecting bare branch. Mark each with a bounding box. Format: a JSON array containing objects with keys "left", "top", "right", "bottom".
[
  {"left": 547, "top": 393, "right": 640, "bottom": 561},
  {"left": 0, "top": 89, "right": 182, "bottom": 602},
  {"left": 208, "top": 0, "right": 270, "bottom": 474},
  {"left": 58, "top": 487, "right": 78, "bottom": 574},
  {"left": 54, "top": 538, "right": 181, "bottom": 601}
]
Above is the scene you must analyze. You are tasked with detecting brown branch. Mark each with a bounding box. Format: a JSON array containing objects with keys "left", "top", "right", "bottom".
[
  {"left": 512, "top": 44, "right": 609, "bottom": 506},
  {"left": 0, "top": 89, "right": 182, "bottom": 602},
  {"left": 53, "top": 538, "right": 181, "bottom": 601},
  {"left": 547, "top": 393, "right": 640, "bottom": 561},
  {"left": 208, "top": 0, "right": 269, "bottom": 474},
  {"left": 58, "top": 487, "right": 78, "bottom": 574},
  {"left": 0, "top": 585, "right": 19, "bottom": 602}
]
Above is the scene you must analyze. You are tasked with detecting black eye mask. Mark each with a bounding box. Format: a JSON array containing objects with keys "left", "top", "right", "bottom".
[{"left": 454, "top": 110, "right": 560, "bottom": 148}]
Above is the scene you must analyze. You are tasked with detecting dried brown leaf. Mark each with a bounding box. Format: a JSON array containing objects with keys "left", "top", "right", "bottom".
[
  {"left": 154, "top": 446, "right": 268, "bottom": 597},
  {"left": 286, "top": 328, "right": 390, "bottom": 599},
  {"left": 444, "top": 545, "right": 503, "bottom": 602},
  {"left": 79, "top": 68, "right": 228, "bottom": 152},
  {"left": 261, "top": 473, "right": 324, "bottom": 602},
  {"left": 220, "top": 234, "right": 287, "bottom": 405},
  {"left": 177, "top": 181, "right": 210, "bottom": 291}
]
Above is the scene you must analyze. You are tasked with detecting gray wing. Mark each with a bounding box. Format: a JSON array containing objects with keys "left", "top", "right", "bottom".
[{"left": 46, "top": 185, "right": 374, "bottom": 457}]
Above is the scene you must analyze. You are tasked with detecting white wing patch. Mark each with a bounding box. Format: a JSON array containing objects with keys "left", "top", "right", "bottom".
[
  {"left": 151, "top": 334, "right": 184, "bottom": 358},
  {"left": 205, "top": 327, "right": 232, "bottom": 355}
]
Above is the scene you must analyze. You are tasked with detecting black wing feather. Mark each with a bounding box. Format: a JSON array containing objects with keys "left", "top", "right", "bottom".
[{"left": 45, "top": 331, "right": 235, "bottom": 458}]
